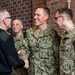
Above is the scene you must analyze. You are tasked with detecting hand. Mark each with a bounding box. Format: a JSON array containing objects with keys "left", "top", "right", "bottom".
[
  {"left": 18, "top": 50, "right": 22, "bottom": 55},
  {"left": 24, "top": 59, "right": 29, "bottom": 69}
]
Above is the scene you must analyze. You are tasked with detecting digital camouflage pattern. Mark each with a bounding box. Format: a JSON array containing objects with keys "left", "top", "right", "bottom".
[
  {"left": 59, "top": 25, "right": 75, "bottom": 75},
  {"left": 11, "top": 34, "right": 27, "bottom": 75},
  {"left": 14, "top": 34, "right": 24, "bottom": 51},
  {"left": 21, "top": 25, "right": 60, "bottom": 75}
]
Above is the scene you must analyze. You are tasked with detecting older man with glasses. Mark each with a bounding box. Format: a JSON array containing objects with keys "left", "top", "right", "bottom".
[{"left": 0, "top": 9, "right": 28, "bottom": 75}]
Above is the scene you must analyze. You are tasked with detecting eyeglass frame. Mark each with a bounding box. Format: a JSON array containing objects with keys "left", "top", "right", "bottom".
[
  {"left": 4, "top": 17, "right": 12, "bottom": 20},
  {"left": 2, "top": 17, "right": 12, "bottom": 26},
  {"left": 54, "top": 16, "right": 62, "bottom": 20}
]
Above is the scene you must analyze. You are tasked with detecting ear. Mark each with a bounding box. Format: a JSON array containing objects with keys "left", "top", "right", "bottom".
[
  {"left": 3, "top": 19, "right": 6, "bottom": 23},
  {"left": 62, "top": 16, "right": 65, "bottom": 22},
  {"left": 3, "top": 19, "right": 7, "bottom": 25},
  {"left": 21, "top": 24, "right": 23, "bottom": 29},
  {"left": 45, "top": 15, "right": 49, "bottom": 20}
]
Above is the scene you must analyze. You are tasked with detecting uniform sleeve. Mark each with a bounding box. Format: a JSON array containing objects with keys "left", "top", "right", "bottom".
[
  {"left": 20, "top": 38, "right": 30, "bottom": 59},
  {"left": 2, "top": 36, "right": 25, "bottom": 68}
]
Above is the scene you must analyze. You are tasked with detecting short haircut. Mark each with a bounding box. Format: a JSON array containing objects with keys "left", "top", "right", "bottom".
[
  {"left": 13, "top": 19, "right": 23, "bottom": 25},
  {"left": 36, "top": 6, "right": 50, "bottom": 19},
  {"left": 0, "top": 9, "right": 7, "bottom": 24},
  {"left": 57, "top": 8, "right": 73, "bottom": 19}
]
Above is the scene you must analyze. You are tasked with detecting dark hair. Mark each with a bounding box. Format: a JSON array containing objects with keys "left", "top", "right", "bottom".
[
  {"left": 36, "top": 6, "right": 50, "bottom": 18},
  {"left": 57, "top": 8, "right": 73, "bottom": 19}
]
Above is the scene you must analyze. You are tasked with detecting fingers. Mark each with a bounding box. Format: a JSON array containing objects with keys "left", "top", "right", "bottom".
[
  {"left": 23, "top": 59, "right": 29, "bottom": 69},
  {"left": 18, "top": 50, "right": 23, "bottom": 55}
]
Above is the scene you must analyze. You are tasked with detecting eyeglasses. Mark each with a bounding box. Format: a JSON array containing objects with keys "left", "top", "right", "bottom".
[
  {"left": 5, "top": 17, "right": 11, "bottom": 19},
  {"left": 54, "top": 16, "right": 62, "bottom": 20}
]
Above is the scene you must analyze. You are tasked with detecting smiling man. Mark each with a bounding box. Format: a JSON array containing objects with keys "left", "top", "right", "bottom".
[
  {"left": 20, "top": 6, "right": 60, "bottom": 75},
  {"left": 12, "top": 19, "right": 24, "bottom": 51},
  {"left": 12, "top": 19, "right": 28, "bottom": 75}
]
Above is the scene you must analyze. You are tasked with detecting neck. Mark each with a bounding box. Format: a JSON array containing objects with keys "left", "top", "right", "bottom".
[
  {"left": 15, "top": 31, "right": 23, "bottom": 38},
  {"left": 0, "top": 24, "right": 7, "bottom": 31},
  {"left": 65, "top": 20, "right": 73, "bottom": 32},
  {"left": 38, "top": 22, "right": 47, "bottom": 32}
]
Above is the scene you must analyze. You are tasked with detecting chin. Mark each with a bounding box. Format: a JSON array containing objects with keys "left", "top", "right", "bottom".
[
  {"left": 8, "top": 26, "right": 11, "bottom": 29},
  {"left": 35, "top": 24, "right": 39, "bottom": 26},
  {"left": 14, "top": 31, "right": 18, "bottom": 33},
  {"left": 35, "top": 22, "right": 40, "bottom": 25}
]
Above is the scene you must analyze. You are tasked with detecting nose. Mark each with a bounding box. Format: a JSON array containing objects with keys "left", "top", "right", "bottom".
[{"left": 34, "top": 15, "right": 37, "bottom": 19}]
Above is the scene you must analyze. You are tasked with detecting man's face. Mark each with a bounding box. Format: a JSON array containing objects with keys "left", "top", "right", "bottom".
[
  {"left": 12, "top": 20, "right": 23, "bottom": 34},
  {"left": 4, "top": 11, "right": 11, "bottom": 29},
  {"left": 54, "top": 12, "right": 64, "bottom": 29},
  {"left": 34, "top": 8, "right": 48, "bottom": 26}
]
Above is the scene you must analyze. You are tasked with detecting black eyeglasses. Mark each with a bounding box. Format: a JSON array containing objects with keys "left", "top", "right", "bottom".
[
  {"left": 5, "top": 17, "right": 11, "bottom": 19},
  {"left": 54, "top": 16, "right": 62, "bottom": 20}
]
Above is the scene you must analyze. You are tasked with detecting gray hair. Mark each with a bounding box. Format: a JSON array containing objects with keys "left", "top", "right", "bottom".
[{"left": 0, "top": 9, "right": 7, "bottom": 24}]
